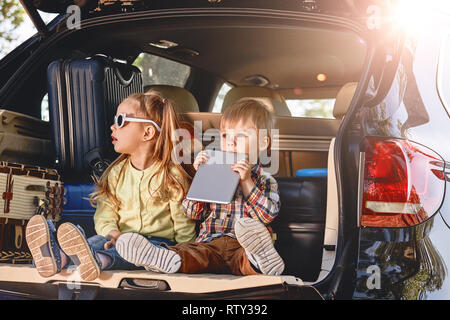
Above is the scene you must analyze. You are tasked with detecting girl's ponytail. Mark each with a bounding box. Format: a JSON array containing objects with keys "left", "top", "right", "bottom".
[
  {"left": 147, "top": 94, "right": 190, "bottom": 201},
  {"left": 153, "top": 98, "right": 178, "bottom": 166}
]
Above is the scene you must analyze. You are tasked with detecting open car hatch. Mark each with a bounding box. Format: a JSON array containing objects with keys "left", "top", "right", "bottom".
[{"left": 17, "top": 0, "right": 393, "bottom": 37}]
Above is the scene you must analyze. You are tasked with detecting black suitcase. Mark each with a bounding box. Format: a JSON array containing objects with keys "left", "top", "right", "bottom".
[{"left": 47, "top": 55, "right": 143, "bottom": 182}]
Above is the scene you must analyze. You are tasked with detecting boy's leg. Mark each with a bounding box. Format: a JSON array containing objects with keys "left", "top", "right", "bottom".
[
  {"left": 234, "top": 217, "right": 285, "bottom": 276},
  {"left": 116, "top": 233, "right": 182, "bottom": 273},
  {"left": 57, "top": 223, "right": 101, "bottom": 281},
  {"left": 224, "top": 237, "right": 260, "bottom": 276},
  {"left": 116, "top": 233, "right": 228, "bottom": 274},
  {"left": 168, "top": 238, "right": 229, "bottom": 274}
]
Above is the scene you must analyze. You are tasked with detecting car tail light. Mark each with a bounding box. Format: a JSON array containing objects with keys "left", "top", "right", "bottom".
[{"left": 359, "top": 137, "right": 445, "bottom": 228}]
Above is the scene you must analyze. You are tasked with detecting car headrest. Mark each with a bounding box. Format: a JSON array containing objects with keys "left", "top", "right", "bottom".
[
  {"left": 333, "top": 82, "right": 358, "bottom": 119},
  {"left": 144, "top": 85, "right": 200, "bottom": 113},
  {"left": 221, "top": 86, "right": 291, "bottom": 116}
]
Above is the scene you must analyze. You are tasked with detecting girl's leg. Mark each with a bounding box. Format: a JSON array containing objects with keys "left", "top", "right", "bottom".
[
  {"left": 85, "top": 235, "right": 113, "bottom": 270},
  {"left": 57, "top": 223, "right": 101, "bottom": 282},
  {"left": 61, "top": 234, "right": 107, "bottom": 270},
  {"left": 63, "top": 232, "right": 144, "bottom": 271},
  {"left": 117, "top": 233, "right": 229, "bottom": 274},
  {"left": 147, "top": 236, "right": 176, "bottom": 247},
  {"left": 26, "top": 215, "right": 63, "bottom": 277},
  {"left": 93, "top": 246, "right": 145, "bottom": 271}
]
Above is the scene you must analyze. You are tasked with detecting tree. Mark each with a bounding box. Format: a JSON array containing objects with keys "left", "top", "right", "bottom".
[{"left": 0, "top": 0, "right": 26, "bottom": 55}]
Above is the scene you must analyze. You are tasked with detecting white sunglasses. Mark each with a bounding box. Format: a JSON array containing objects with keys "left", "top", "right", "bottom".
[{"left": 114, "top": 113, "right": 161, "bottom": 132}]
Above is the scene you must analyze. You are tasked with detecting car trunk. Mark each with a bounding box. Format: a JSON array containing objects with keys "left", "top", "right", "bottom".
[
  {"left": 0, "top": 1, "right": 374, "bottom": 299},
  {"left": 0, "top": 112, "right": 336, "bottom": 298},
  {"left": 0, "top": 113, "right": 338, "bottom": 299}
]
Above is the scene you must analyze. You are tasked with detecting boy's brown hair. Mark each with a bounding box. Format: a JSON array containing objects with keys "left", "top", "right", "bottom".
[
  {"left": 220, "top": 98, "right": 275, "bottom": 135},
  {"left": 220, "top": 98, "right": 275, "bottom": 160}
]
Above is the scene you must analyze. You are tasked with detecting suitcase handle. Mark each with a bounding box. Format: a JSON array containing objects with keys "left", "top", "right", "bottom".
[
  {"left": 84, "top": 148, "right": 112, "bottom": 181},
  {"left": 113, "top": 66, "right": 135, "bottom": 86},
  {"left": 91, "top": 54, "right": 136, "bottom": 86}
]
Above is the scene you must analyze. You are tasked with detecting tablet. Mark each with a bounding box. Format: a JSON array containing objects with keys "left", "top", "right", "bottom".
[{"left": 186, "top": 150, "right": 247, "bottom": 204}]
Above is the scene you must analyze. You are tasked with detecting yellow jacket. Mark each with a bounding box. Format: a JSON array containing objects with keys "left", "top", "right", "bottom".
[{"left": 94, "top": 158, "right": 196, "bottom": 243}]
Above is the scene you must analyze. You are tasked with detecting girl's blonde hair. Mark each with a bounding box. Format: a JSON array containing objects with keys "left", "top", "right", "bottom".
[{"left": 89, "top": 91, "right": 189, "bottom": 209}]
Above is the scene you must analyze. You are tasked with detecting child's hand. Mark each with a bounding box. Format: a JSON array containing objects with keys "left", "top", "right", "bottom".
[
  {"left": 104, "top": 240, "right": 115, "bottom": 250},
  {"left": 193, "top": 150, "right": 210, "bottom": 171},
  {"left": 232, "top": 159, "right": 255, "bottom": 197},
  {"left": 104, "top": 230, "right": 122, "bottom": 250},
  {"left": 231, "top": 159, "right": 252, "bottom": 182}
]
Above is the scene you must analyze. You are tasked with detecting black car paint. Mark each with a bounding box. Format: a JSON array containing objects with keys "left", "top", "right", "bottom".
[{"left": 344, "top": 18, "right": 450, "bottom": 299}]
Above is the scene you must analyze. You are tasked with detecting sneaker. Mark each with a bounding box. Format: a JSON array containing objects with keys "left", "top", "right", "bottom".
[
  {"left": 57, "top": 223, "right": 100, "bottom": 282},
  {"left": 25, "top": 215, "right": 62, "bottom": 277},
  {"left": 116, "top": 233, "right": 181, "bottom": 273},
  {"left": 235, "top": 217, "right": 285, "bottom": 276}
]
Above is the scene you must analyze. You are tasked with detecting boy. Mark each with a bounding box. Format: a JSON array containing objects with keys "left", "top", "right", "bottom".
[{"left": 116, "top": 98, "right": 284, "bottom": 276}]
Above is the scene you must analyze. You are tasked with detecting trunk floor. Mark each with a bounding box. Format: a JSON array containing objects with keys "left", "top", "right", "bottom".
[{"left": 0, "top": 264, "right": 302, "bottom": 293}]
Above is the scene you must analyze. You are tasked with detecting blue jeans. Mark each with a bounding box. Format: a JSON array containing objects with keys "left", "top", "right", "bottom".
[
  {"left": 86, "top": 234, "right": 176, "bottom": 271},
  {"left": 31, "top": 219, "right": 176, "bottom": 271}
]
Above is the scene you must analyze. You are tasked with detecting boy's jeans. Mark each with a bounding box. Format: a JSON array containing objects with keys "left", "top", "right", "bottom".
[{"left": 86, "top": 234, "right": 176, "bottom": 271}]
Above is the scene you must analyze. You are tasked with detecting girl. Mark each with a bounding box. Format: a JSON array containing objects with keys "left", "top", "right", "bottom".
[{"left": 25, "top": 91, "right": 196, "bottom": 281}]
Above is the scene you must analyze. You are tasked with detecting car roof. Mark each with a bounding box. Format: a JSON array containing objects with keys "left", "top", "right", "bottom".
[{"left": 77, "top": 21, "right": 366, "bottom": 92}]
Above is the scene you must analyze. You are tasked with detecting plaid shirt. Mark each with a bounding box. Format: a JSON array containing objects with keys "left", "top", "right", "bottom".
[{"left": 182, "top": 163, "right": 280, "bottom": 243}]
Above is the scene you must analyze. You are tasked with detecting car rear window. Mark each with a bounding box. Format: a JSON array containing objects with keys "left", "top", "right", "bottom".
[
  {"left": 133, "top": 53, "right": 191, "bottom": 88},
  {"left": 286, "top": 99, "right": 336, "bottom": 119},
  {"left": 211, "top": 83, "right": 233, "bottom": 113}
]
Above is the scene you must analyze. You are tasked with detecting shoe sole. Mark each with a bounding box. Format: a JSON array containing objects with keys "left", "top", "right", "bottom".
[
  {"left": 116, "top": 233, "right": 181, "bottom": 273},
  {"left": 57, "top": 223, "right": 100, "bottom": 282},
  {"left": 25, "top": 215, "right": 58, "bottom": 277},
  {"left": 235, "top": 218, "right": 285, "bottom": 276}
]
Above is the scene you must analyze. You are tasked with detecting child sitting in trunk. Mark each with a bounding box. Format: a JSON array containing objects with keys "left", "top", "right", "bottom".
[
  {"left": 116, "top": 98, "right": 285, "bottom": 276},
  {"left": 25, "top": 91, "right": 196, "bottom": 281}
]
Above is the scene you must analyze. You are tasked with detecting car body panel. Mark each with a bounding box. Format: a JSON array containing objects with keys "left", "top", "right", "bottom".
[
  {"left": 348, "top": 13, "right": 450, "bottom": 299},
  {"left": 354, "top": 211, "right": 450, "bottom": 299}
]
